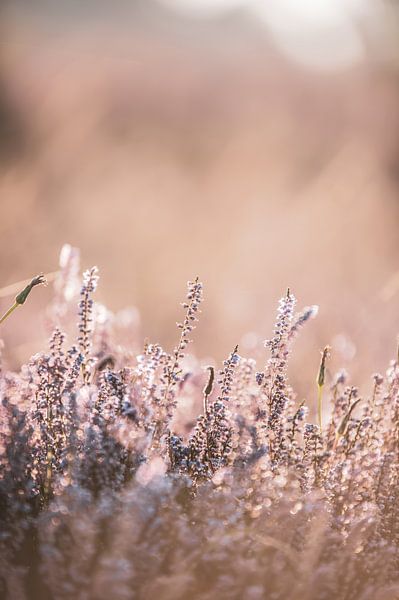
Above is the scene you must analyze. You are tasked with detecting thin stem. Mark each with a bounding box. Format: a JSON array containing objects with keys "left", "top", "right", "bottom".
[
  {"left": 203, "top": 366, "right": 215, "bottom": 414},
  {"left": 317, "top": 384, "right": 323, "bottom": 432},
  {"left": 0, "top": 301, "right": 19, "bottom": 325},
  {"left": 316, "top": 346, "right": 330, "bottom": 433}
]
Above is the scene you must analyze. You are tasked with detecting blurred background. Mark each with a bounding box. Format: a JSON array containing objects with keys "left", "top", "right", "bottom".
[{"left": 1, "top": 0, "right": 399, "bottom": 396}]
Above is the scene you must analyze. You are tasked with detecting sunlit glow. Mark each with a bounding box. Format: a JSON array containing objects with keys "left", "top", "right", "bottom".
[
  {"left": 252, "top": 0, "right": 366, "bottom": 70},
  {"left": 158, "top": 0, "right": 371, "bottom": 70}
]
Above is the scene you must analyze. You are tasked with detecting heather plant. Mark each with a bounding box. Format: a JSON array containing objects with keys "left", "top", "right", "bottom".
[{"left": 1, "top": 246, "right": 399, "bottom": 599}]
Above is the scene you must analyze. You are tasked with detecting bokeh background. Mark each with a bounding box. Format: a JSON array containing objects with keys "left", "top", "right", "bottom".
[{"left": 1, "top": 0, "right": 399, "bottom": 397}]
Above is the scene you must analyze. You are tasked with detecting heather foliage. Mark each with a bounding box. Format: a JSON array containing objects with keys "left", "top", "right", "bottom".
[{"left": 1, "top": 247, "right": 399, "bottom": 600}]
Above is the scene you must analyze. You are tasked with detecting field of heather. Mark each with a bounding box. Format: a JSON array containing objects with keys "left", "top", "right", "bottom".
[
  {"left": 1, "top": 2, "right": 399, "bottom": 599},
  {"left": 1, "top": 252, "right": 399, "bottom": 599}
]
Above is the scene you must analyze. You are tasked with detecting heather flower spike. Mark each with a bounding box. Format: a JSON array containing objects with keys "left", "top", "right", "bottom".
[
  {"left": 78, "top": 266, "right": 99, "bottom": 384},
  {"left": 162, "top": 276, "right": 203, "bottom": 411},
  {"left": 0, "top": 274, "right": 47, "bottom": 324}
]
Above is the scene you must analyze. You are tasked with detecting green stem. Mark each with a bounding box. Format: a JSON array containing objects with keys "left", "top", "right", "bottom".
[
  {"left": 0, "top": 301, "right": 19, "bottom": 324},
  {"left": 317, "top": 384, "right": 323, "bottom": 432}
]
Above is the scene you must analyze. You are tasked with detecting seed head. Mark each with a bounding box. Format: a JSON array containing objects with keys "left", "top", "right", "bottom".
[{"left": 15, "top": 274, "right": 47, "bottom": 305}]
